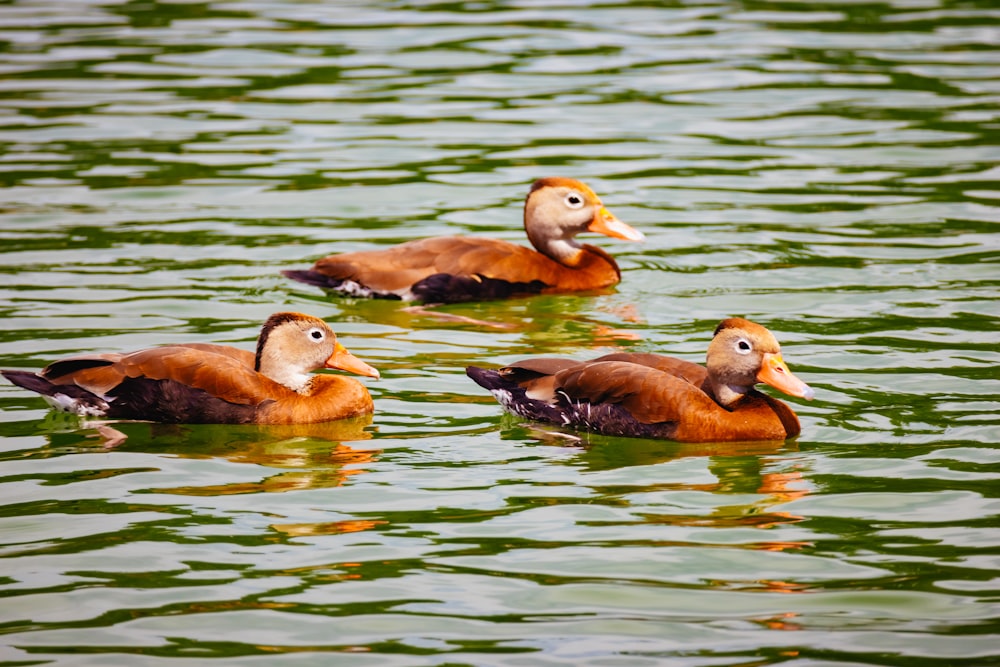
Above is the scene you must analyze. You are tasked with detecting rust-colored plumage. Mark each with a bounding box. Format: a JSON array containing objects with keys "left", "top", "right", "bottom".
[
  {"left": 2, "top": 312, "right": 380, "bottom": 425},
  {"left": 466, "top": 318, "right": 815, "bottom": 443},
  {"left": 283, "top": 177, "right": 645, "bottom": 303}
]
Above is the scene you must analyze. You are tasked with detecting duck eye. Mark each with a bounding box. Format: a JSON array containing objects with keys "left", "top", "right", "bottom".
[
  {"left": 308, "top": 327, "right": 325, "bottom": 341},
  {"left": 736, "top": 339, "right": 752, "bottom": 354},
  {"left": 564, "top": 193, "right": 585, "bottom": 209}
]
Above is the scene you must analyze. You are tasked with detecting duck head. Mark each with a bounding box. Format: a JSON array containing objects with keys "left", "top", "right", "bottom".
[
  {"left": 255, "top": 312, "right": 380, "bottom": 392},
  {"left": 523, "top": 177, "right": 644, "bottom": 264},
  {"left": 706, "top": 317, "right": 814, "bottom": 408}
]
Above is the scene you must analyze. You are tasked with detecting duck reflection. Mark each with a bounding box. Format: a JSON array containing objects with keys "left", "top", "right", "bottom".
[
  {"left": 320, "top": 291, "right": 645, "bottom": 353},
  {"left": 405, "top": 296, "right": 643, "bottom": 344},
  {"left": 141, "top": 416, "right": 379, "bottom": 496},
  {"left": 506, "top": 419, "right": 795, "bottom": 467},
  {"left": 34, "top": 413, "right": 381, "bottom": 497},
  {"left": 21, "top": 413, "right": 385, "bottom": 536},
  {"left": 506, "top": 420, "right": 810, "bottom": 552},
  {"left": 270, "top": 518, "right": 386, "bottom": 538}
]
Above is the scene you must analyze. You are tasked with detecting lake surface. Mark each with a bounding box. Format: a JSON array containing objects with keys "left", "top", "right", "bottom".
[{"left": 1, "top": 1, "right": 998, "bottom": 665}]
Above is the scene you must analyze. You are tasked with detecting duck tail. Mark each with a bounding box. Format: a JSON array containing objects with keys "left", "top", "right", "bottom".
[
  {"left": 2, "top": 370, "right": 110, "bottom": 416},
  {"left": 465, "top": 365, "right": 504, "bottom": 391}
]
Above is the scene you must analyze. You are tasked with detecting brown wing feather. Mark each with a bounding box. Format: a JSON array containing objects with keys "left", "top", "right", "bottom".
[
  {"left": 42, "top": 353, "right": 121, "bottom": 383},
  {"left": 45, "top": 345, "right": 285, "bottom": 406},
  {"left": 496, "top": 358, "right": 582, "bottom": 403},
  {"left": 591, "top": 352, "right": 710, "bottom": 388},
  {"left": 43, "top": 353, "right": 127, "bottom": 396},
  {"left": 553, "top": 361, "right": 719, "bottom": 424},
  {"left": 120, "top": 347, "right": 287, "bottom": 405},
  {"left": 504, "top": 357, "right": 582, "bottom": 377},
  {"left": 310, "top": 237, "right": 620, "bottom": 292},
  {"left": 312, "top": 239, "right": 434, "bottom": 291},
  {"left": 174, "top": 343, "right": 256, "bottom": 366}
]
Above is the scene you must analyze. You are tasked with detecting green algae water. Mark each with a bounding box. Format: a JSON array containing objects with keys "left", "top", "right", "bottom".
[{"left": 1, "top": 1, "right": 998, "bottom": 665}]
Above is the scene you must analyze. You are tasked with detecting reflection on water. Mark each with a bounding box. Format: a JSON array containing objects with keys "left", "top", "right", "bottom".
[
  {"left": 554, "top": 430, "right": 811, "bottom": 549},
  {"left": 22, "top": 415, "right": 380, "bottom": 496},
  {"left": 0, "top": 0, "right": 998, "bottom": 665}
]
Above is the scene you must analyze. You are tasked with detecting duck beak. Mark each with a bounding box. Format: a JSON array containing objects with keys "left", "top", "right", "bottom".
[
  {"left": 757, "top": 352, "right": 814, "bottom": 400},
  {"left": 326, "top": 342, "right": 380, "bottom": 379},
  {"left": 587, "top": 205, "right": 645, "bottom": 242}
]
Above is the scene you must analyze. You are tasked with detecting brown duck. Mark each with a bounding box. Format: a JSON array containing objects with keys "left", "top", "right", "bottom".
[
  {"left": 283, "top": 177, "right": 645, "bottom": 303},
  {"left": 466, "top": 318, "right": 815, "bottom": 442},
  {"left": 2, "top": 312, "right": 379, "bottom": 425}
]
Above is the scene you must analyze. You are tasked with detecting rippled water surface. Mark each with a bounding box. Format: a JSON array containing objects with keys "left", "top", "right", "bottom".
[{"left": 1, "top": 1, "right": 999, "bottom": 665}]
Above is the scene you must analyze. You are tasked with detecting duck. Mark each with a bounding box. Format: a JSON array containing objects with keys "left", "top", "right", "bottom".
[
  {"left": 282, "top": 177, "right": 645, "bottom": 304},
  {"left": 1, "top": 312, "right": 380, "bottom": 425},
  {"left": 466, "top": 317, "right": 815, "bottom": 443}
]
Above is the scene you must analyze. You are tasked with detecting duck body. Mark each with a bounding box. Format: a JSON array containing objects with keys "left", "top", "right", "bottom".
[
  {"left": 2, "top": 313, "right": 379, "bottom": 425},
  {"left": 466, "top": 318, "right": 814, "bottom": 443},
  {"left": 283, "top": 177, "right": 644, "bottom": 304}
]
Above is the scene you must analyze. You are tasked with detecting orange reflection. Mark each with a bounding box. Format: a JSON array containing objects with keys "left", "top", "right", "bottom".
[
  {"left": 271, "top": 519, "right": 387, "bottom": 537},
  {"left": 758, "top": 613, "right": 804, "bottom": 631},
  {"left": 591, "top": 324, "right": 642, "bottom": 344},
  {"left": 531, "top": 428, "right": 815, "bottom": 552},
  {"left": 155, "top": 456, "right": 374, "bottom": 496},
  {"left": 342, "top": 292, "right": 647, "bottom": 355},
  {"left": 758, "top": 580, "right": 809, "bottom": 594},
  {"left": 115, "top": 416, "right": 382, "bottom": 496},
  {"left": 598, "top": 301, "right": 644, "bottom": 324}
]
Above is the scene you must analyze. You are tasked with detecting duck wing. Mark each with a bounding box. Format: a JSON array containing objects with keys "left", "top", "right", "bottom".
[
  {"left": 552, "top": 360, "right": 718, "bottom": 426},
  {"left": 589, "top": 352, "right": 710, "bottom": 388},
  {"left": 43, "top": 345, "right": 283, "bottom": 406}
]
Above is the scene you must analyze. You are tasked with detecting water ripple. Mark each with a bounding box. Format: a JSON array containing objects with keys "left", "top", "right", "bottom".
[{"left": 0, "top": 1, "right": 998, "bottom": 665}]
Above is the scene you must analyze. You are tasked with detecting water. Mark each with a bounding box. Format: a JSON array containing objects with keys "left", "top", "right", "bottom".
[{"left": 1, "top": 1, "right": 998, "bottom": 665}]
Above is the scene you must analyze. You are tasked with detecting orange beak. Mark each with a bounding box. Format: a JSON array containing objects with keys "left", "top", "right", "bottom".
[
  {"left": 756, "top": 352, "right": 814, "bottom": 400},
  {"left": 326, "top": 342, "right": 380, "bottom": 379},
  {"left": 587, "top": 205, "right": 645, "bottom": 242}
]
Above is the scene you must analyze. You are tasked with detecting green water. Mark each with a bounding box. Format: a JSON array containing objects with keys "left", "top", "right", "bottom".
[{"left": 1, "top": 1, "right": 998, "bottom": 665}]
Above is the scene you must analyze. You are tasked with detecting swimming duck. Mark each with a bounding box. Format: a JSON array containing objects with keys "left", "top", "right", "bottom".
[
  {"left": 1, "top": 312, "right": 379, "bottom": 425},
  {"left": 283, "top": 177, "right": 645, "bottom": 303},
  {"left": 466, "top": 318, "right": 814, "bottom": 442}
]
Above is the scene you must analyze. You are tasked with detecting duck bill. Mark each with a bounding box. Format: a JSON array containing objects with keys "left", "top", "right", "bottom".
[
  {"left": 587, "top": 205, "right": 645, "bottom": 242},
  {"left": 326, "top": 342, "right": 380, "bottom": 379},
  {"left": 757, "top": 353, "right": 814, "bottom": 400}
]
